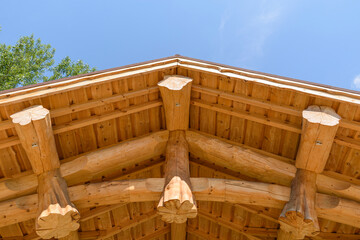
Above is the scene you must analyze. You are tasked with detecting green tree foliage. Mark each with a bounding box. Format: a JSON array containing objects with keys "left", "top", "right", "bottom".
[
  {"left": 0, "top": 34, "right": 95, "bottom": 91},
  {"left": 46, "top": 56, "right": 96, "bottom": 81}
]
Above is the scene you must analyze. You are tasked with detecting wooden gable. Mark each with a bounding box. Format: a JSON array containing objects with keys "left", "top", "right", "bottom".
[{"left": 0, "top": 55, "right": 359, "bottom": 240}]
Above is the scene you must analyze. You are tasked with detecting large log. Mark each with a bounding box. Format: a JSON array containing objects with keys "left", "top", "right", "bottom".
[
  {"left": 278, "top": 106, "right": 340, "bottom": 239},
  {"left": 158, "top": 75, "right": 192, "bottom": 130},
  {"left": 0, "top": 130, "right": 169, "bottom": 202},
  {"left": 61, "top": 130, "right": 169, "bottom": 186},
  {"left": 279, "top": 169, "right": 319, "bottom": 239},
  {"left": 186, "top": 130, "right": 295, "bottom": 186},
  {"left": 1, "top": 178, "right": 359, "bottom": 228},
  {"left": 11, "top": 105, "right": 79, "bottom": 239},
  {"left": 2, "top": 130, "right": 360, "bottom": 205},
  {"left": 37, "top": 169, "right": 80, "bottom": 239},
  {"left": 157, "top": 131, "right": 197, "bottom": 223},
  {"left": 296, "top": 105, "right": 340, "bottom": 173},
  {"left": 185, "top": 130, "right": 360, "bottom": 203}
]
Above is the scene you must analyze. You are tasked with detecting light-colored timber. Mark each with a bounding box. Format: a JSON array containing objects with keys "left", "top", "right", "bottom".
[
  {"left": 171, "top": 223, "right": 187, "bottom": 240},
  {"left": 1, "top": 178, "right": 360, "bottom": 229},
  {"left": 157, "top": 131, "right": 197, "bottom": 223},
  {"left": 158, "top": 75, "right": 192, "bottom": 130},
  {"left": 295, "top": 105, "right": 341, "bottom": 173},
  {"left": 10, "top": 105, "right": 60, "bottom": 174},
  {"left": 10, "top": 105, "right": 79, "bottom": 239},
  {"left": 1, "top": 56, "right": 360, "bottom": 239},
  {"left": 186, "top": 130, "right": 360, "bottom": 202},
  {"left": 279, "top": 169, "right": 319, "bottom": 239},
  {"left": 0, "top": 130, "right": 169, "bottom": 203},
  {"left": 36, "top": 169, "right": 79, "bottom": 239}
]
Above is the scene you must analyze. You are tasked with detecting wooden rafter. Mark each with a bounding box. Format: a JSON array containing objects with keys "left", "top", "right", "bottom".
[{"left": 10, "top": 105, "right": 79, "bottom": 239}]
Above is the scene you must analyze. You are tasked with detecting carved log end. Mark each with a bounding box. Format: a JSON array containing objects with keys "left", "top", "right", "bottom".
[
  {"left": 158, "top": 199, "right": 197, "bottom": 223},
  {"left": 36, "top": 203, "right": 80, "bottom": 239},
  {"left": 279, "top": 211, "right": 320, "bottom": 238}
]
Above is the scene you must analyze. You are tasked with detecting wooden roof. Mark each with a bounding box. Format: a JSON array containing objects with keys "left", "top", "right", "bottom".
[{"left": 0, "top": 55, "right": 360, "bottom": 240}]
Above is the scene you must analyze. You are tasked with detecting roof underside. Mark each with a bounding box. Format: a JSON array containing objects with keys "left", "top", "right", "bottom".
[{"left": 0, "top": 56, "right": 360, "bottom": 239}]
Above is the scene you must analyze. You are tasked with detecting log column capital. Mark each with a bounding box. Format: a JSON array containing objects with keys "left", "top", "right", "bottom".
[
  {"left": 278, "top": 105, "right": 341, "bottom": 240},
  {"left": 158, "top": 75, "right": 192, "bottom": 131},
  {"left": 11, "top": 105, "right": 79, "bottom": 239},
  {"left": 158, "top": 75, "right": 195, "bottom": 238}
]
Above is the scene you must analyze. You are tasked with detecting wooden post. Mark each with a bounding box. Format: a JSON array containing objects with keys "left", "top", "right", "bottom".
[
  {"left": 171, "top": 223, "right": 187, "bottom": 240},
  {"left": 157, "top": 75, "right": 196, "bottom": 225},
  {"left": 295, "top": 105, "right": 340, "bottom": 173},
  {"left": 157, "top": 131, "right": 197, "bottom": 223},
  {"left": 278, "top": 106, "right": 340, "bottom": 240},
  {"left": 11, "top": 105, "right": 79, "bottom": 239},
  {"left": 158, "top": 75, "right": 192, "bottom": 131},
  {"left": 279, "top": 169, "right": 319, "bottom": 239}
]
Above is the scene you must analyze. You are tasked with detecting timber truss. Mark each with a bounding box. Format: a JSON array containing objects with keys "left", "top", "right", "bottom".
[{"left": 1, "top": 75, "right": 360, "bottom": 240}]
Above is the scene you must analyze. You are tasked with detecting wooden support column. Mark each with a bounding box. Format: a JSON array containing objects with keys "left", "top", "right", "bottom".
[
  {"left": 157, "top": 75, "right": 196, "bottom": 228},
  {"left": 171, "top": 223, "right": 187, "bottom": 240},
  {"left": 11, "top": 105, "right": 79, "bottom": 239},
  {"left": 278, "top": 106, "right": 341, "bottom": 240}
]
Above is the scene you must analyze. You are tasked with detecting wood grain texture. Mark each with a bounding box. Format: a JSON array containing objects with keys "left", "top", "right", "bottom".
[
  {"left": 158, "top": 131, "right": 197, "bottom": 223},
  {"left": 279, "top": 169, "right": 319, "bottom": 239},
  {"left": 158, "top": 75, "right": 192, "bottom": 130},
  {"left": 36, "top": 169, "right": 80, "bottom": 239},
  {"left": 10, "top": 105, "right": 59, "bottom": 174},
  {"left": 296, "top": 105, "right": 341, "bottom": 173}
]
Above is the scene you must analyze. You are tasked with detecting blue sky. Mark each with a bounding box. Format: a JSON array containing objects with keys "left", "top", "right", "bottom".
[{"left": 1, "top": 0, "right": 360, "bottom": 90}]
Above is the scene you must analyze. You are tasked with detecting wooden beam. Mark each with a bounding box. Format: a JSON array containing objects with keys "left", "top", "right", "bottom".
[
  {"left": 186, "top": 130, "right": 360, "bottom": 203},
  {"left": 171, "top": 223, "right": 186, "bottom": 240},
  {"left": 186, "top": 130, "right": 296, "bottom": 186},
  {"left": 0, "top": 130, "right": 169, "bottom": 202},
  {"left": 1, "top": 178, "right": 360, "bottom": 228},
  {"left": 157, "top": 131, "right": 197, "bottom": 223},
  {"left": 279, "top": 169, "right": 319, "bottom": 239},
  {"left": 10, "top": 106, "right": 79, "bottom": 239},
  {"left": 158, "top": 75, "right": 192, "bottom": 130},
  {"left": 295, "top": 106, "right": 340, "bottom": 173}
]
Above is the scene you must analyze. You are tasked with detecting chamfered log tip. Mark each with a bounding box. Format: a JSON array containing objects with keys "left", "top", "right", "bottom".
[
  {"left": 36, "top": 203, "right": 80, "bottom": 239},
  {"left": 10, "top": 105, "right": 50, "bottom": 126},
  {"left": 158, "top": 75, "right": 192, "bottom": 90},
  {"left": 303, "top": 105, "right": 341, "bottom": 126}
]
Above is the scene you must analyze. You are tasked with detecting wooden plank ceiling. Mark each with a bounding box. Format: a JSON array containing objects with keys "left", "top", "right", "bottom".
[{"left": 0, "top": 55, "right": 360, "bottom": 240}]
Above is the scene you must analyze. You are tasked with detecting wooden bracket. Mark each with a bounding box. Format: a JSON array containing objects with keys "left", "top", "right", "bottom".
[
  {"left": 279, "top": 169, "right": 319, "bottom": 239},
  {"left": 278, "top": 105, "right": 340, "bottom": 239},
  {"left": 157, "top": 131, "right": 197, "bottom": 223}
]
